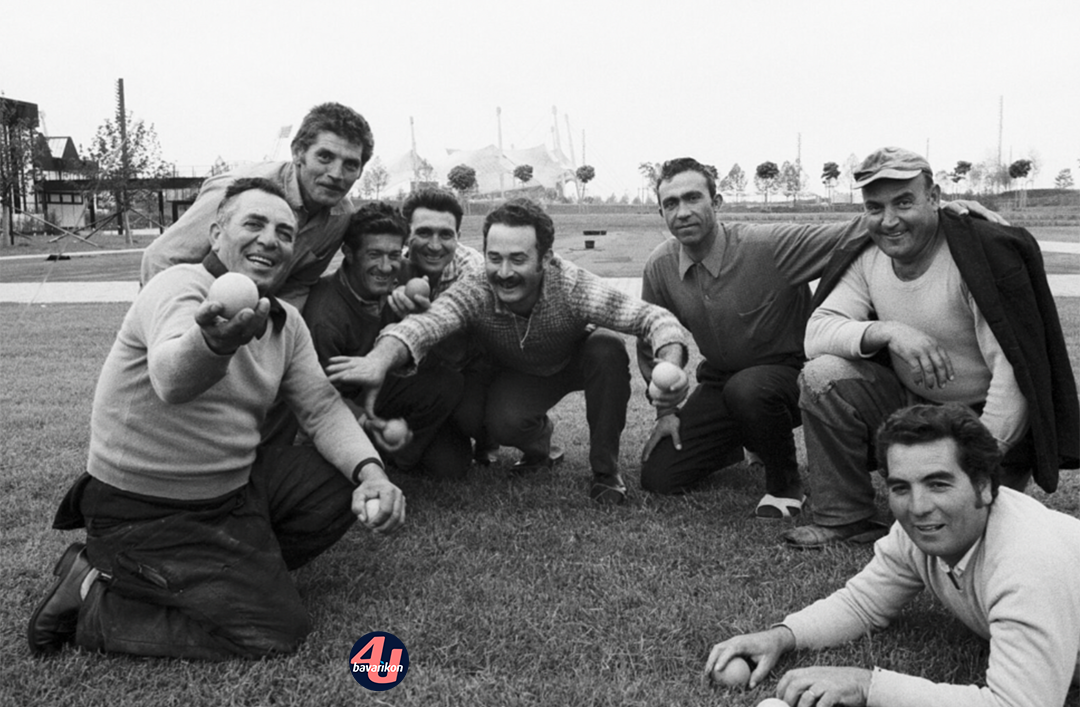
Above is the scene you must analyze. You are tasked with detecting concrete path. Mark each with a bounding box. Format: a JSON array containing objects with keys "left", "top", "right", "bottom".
[{"left": 1, "top": 243, "right": 1077, "bottom": 303}]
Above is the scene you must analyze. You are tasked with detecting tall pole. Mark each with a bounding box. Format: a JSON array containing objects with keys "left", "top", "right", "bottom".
[
  {"left": 551, "top": 105, "right": 562, "bottom": 156},
  {"left": 116, "top": 78, "right": 132, "bottom": 244},
  {"left": 997, "top": 95, "right": 1004, "bottom": 194},
  {"left": 410, "top": 116, "right": 419, "bottom": 185},
  {"left": 564, "top": 115, "right": 577, "bottom": 167},
  {"left": 497, "top": 106, "right": 504, "bottom": 197},
  {"left": 581, "top": 130, "right": 586, "bottom": 165}
]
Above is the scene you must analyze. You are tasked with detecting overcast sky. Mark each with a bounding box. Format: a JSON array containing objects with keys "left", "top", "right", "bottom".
[{"left": 3, "top": 0, "right": 1077, "bottom": 197}]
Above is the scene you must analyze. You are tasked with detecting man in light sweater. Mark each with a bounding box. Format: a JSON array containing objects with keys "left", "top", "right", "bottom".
[
  {"left": 783, "top": 147, "right": 1078, "bottom": 548},
  {"left": 706, "top": 404, "right": 1080, "bottom": 707},
  {"left": 27, "top": 178, "right": 405, "bottom": 660}
]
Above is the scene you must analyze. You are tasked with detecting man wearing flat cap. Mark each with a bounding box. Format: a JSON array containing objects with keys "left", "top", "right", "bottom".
[{"left": 784, "top": 146, "right": 1078, "bottom": 548}]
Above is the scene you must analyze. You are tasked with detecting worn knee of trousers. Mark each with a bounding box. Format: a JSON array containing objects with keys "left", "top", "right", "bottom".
[
  {"left": 799, "top": 355, "right": 872, "bottom": 402},
  {"left": 582, "top": 329, "right": 630, "bottom": 374}
]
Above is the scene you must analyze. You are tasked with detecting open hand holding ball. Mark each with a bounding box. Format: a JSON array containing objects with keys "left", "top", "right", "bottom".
[
  {"left": 381, "top": 418, "right": 409, "bottom": 446},
  {"left": 207, "top": 272, "right": 259, "bottom": 318}
]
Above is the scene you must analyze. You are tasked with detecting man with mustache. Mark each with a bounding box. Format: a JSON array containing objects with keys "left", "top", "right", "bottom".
[
  {"left": 325, "top": 197, "right": 689, "bottom": 505},
  {"left": 784, "top": 147, "right": 1078, "bottom": 548},
  {"left": 141, "top": 102, "right": 373, "bottom": 310},
  {"left": 303, "top": 201, "right": 472, "bottom": 479},
  {"left": 28, "top": 178, "right": 405, "bottom": 659}
]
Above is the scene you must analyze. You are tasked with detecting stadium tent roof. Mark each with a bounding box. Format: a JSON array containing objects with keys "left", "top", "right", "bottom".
[{"left": 431, "top": 143, "right": 577, "bottom": 196}]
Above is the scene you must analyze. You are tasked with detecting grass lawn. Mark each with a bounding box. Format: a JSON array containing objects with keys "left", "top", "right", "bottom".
[{"left": 1, "top": 298, "right": 1078, "bottom": 707}]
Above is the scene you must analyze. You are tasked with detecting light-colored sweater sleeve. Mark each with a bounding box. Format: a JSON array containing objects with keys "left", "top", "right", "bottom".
[
  {"left": 279, "top": 314, "right": 381, "bottom": 476},
  {"left": 377, "top": 275, "right": 480, "bottom": 367},
  {"left": 965, "top": 287, "right": 1029, "bottom": 449},
  {"left": 782, "top": 524, "right": 925, "bottom": 649},
  {"left": 143, "top": 268, "right": 233, "bottom": 404},
  {"left": 804, "top": 254, "right": 876, "bottom": 360},
  {"left": 574, "top": 266, "right": 687, "bottom": 357}
]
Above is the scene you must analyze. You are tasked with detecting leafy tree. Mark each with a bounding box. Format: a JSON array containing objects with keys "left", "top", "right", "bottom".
[
  {"left": 416, "top": 156, "right": 436, "bottom": 183},
  {"left": 359, "top": 156, "right": 390, "bottom": 199},
  {"left": 1008, "top": 159, "right": 1034, "bottom": 208},
  {"left": 724, "top": 163, "right": 747, "bottom": 203},
  {"left": 754, "top": 161, "right": 780, "bottom": 206},
  {"left": 575, "top": 165, "right": 596, "bottom": 202},
  {"left": 513, "top": 164, "right": 534, "bottom": 188},
  {"left": 81, "top": 110, "right": 173, "bottom": 244},
  {"left": 1054, "top": 168, "right": 1074, "bottom": 189},
  {"left": 821, "top": 161, "right": 841, "bottom": 205},
  {"left": 447, "top": 164, "right": 477, "bottom": 210},
  {"left": 0, "top": 98, "right": 42, "bottom": 245},
  {"left": 638, "top": 161, "right": 661, "bottom": 185},
  {"left": 780, "top": 160, "right": 804, "bottom": 205}
]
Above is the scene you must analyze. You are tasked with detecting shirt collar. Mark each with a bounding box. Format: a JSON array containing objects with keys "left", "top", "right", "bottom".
[
  {"left": 336, "top": 266, "right": 386, "bottom": 313},
  {"left": 936, "top": 535, "right": 983, "bottom": 578},
  {"left": 281, "top": 161, "right": 354, "bottom": 218},
  {"left": 201, "top": 251, "right": 286, "bottom": 333},
  {"left": 677, "top": 225, "right": 726, "bottom": 279}
]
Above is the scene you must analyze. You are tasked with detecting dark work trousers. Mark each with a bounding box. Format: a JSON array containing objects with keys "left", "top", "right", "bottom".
[
  {"left": 53, "top": 446, "right": 356, "bottom": 660},
  {"left": 640, "top": 360, "right": 803, "bottom": 497},
  {"left": 453, "top": 328, "right": 631, "bottom": 477}
]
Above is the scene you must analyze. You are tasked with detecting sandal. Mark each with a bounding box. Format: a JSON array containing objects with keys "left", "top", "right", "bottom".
[{"left": 755, "top": 493, "right": 805, "bottom": 519}]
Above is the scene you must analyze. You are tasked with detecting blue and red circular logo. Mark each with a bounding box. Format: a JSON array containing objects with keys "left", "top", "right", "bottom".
[{"left": 350, "top": 631, "right": 410, "bottom": 691}]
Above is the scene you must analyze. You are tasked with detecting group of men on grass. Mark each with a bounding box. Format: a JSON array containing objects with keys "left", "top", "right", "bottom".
[{"left": 26, "top": 101, "right": 1080, "bottom": 705}]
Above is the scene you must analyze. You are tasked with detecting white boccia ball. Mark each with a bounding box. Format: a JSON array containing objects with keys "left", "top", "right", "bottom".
[
  {"left": 756, "top": 699, "right": 790, "bottom": 707},
  {"left": 207, "top": 272, "right": 258, "bottom": 318},
  {"left": 404, "top": 277, "right": 430, "bottom": 300},
  {"left": 713, "top": 656, "right": 751, "bottom": 688},
  {"left": 364, "top": 498, "right": 381, "bottom": 523},
  {"left": 382, "top": 418, "right": 409, "bottom": 445},
  {"left": 651, "top": 361, "right": 683, "bottom": 390},
  {"left": 647, "top": 381, "right": 665, "bottom": 401}
]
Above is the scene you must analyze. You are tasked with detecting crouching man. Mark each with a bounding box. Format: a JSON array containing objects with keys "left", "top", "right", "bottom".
[
  {"left": 27, "top": 178, "right": 404, "bottom": 660},
  {"left": 706, "top": 403, "right": 1080, "bottom": 707}
]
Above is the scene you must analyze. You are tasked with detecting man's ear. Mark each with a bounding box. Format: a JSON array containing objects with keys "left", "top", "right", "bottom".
[
  {"left": 929, "top": 183, "right": 942, "bottom": 207},
  {"left": 208, "top": 221, "right": 222, "bottom": 252},
  {"left": 712, "top": 193, "right": 723, "bottom": 209}
]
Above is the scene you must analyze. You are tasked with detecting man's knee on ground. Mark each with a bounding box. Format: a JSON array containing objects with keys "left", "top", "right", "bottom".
[
  {"left": 640, "top": 452, "right": 684, "bottom": 495},
  {"left": 582, "top": 329, "right": 630, "bottom": 369}
]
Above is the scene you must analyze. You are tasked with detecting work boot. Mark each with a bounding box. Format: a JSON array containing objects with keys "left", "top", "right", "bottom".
[{"left": 27, "top": 542, "right": 93, "bottom": 656}]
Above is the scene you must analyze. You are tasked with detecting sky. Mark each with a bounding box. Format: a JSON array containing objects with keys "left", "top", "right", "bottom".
[{"left": 3, "top": 0, "right": 1078, "bottom": 198}]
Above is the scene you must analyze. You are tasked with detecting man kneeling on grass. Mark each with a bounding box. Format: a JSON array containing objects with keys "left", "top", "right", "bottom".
[
  {"left": 27, "top": 178, "right": 404, "bottom": 660},
  {"left": 705, "top": 403, "right": 1080, "bottom": 707}
]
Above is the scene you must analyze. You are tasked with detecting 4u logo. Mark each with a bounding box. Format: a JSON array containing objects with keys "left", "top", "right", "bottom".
[{"left": 350, "top": 631, "right": 410, "bottom": 691}]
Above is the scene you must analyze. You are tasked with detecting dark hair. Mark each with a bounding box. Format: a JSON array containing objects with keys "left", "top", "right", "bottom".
[
  {"left": 655, "top": 157, "right": 718, "bottom": 200},
  {"left": 216, "top": 177, "right": 288, "bottom": 221},
  {"left": 342, "top": 201, "right": 408, "bottom": 252},
  {"left": 291, "top": 102, "right": 374, "bottom": 167},
  {"left": 876, "top": 403, "right": 1001, "bottom": 500},
  {"left": 402, "top": 187, "right": 464, "bottom": 231},
  {"left": 482, "top": 198, "right": 555, "bottom": 257}
]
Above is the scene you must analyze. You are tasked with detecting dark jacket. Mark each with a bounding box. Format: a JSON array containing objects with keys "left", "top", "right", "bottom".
[{"left": 812, "top": 211, "right": 1079, "bottom": 492}]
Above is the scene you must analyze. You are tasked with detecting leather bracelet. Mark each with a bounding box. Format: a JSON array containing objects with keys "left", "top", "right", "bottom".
[{"left": 351, "top": 457, "right": 385, "bottom": 486}]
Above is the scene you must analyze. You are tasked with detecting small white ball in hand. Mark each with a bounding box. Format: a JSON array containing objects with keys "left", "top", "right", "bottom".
[
  {"left": 651, "top": 360, "right": 684, "bottom": 390},
  {"left": 756, "top": 698, "right": 791, "bottom": 707},
  {"left": 207, "top": 272, "right": 258, "bottom": 318},
  {"left": 713, "top": 656, "right": 751, "bottom": 688},
  {"left": 364, "top": 497, "right": 382, "bottom": 524},
  {"left": 648, "top": 381, "right": 664, "bottom": 400},
  {"left": 381, "top": 418, "right": 409, "bottom": 445},
  {"left": 404, "top": 277, "right": 430, "bottom": 300}
]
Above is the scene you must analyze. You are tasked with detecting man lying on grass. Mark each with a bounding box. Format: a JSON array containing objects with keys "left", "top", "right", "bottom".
[
  {"left": 705, "top": 403, "right": 1080, "bottom": 707},
  {"left": 27, "top": 177, "right": 404, "bottom": 660}
]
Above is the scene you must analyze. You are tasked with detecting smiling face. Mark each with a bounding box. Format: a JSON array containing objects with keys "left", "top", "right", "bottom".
[
  {"left": 862, "top": 176, "right": 942, "bottom": 270},
  {"left": 343, "top": 232, "right": 404, "bottom": 299},
  {"left": 484, "top": 223, "right": 550, "bottom": 315},
  {"left": 407, "top": 207, "right": 459, "bottom": 278},
  {"left": 657, "top": 169, "right": 720, "bottom": 258},
  {"left": 293, "top": 131, "right": 366, "bottom": 210},
  {"left": 885, "top": 438, "right": 992, "bottom": 567},
  {"left": 210, "top": 188, "right": 296, "bottom": 293}
]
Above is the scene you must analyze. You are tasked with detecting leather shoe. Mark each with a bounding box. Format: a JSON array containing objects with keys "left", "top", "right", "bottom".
[
  {"left": 28, "top": 542, "right": 92, "bottom": 656},
  {"left": 589, "top": 473, "right": 626, "bottom": 505},
  {"left": 782, "top": 519, "right": 888, "bottom": 548},
  {"left": 511, "top": 444, "right": 564, "bottom": 473}
]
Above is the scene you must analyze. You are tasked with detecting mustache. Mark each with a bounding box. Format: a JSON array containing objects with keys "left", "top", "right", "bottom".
[{"left": 489, "top": 274, "right": 523, "bottom": 288}]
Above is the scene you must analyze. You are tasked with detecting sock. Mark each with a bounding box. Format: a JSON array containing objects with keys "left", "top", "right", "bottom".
[{"left": 79, "top": 568, "right": 101, "bottom": 601}]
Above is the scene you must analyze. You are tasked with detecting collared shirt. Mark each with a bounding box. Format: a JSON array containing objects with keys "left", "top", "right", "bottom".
[
  {"left": 140, "top": 161, "right": 355, "bottom": 310},
  {"left": 381, "top": 254, "right": 687, "bottom": 378},
  {"left": 638, "top": 218, "right": 862, "bottom": 374}
]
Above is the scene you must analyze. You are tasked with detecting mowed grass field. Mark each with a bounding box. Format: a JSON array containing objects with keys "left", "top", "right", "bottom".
[{"left": 1, "top": 209, "right": 1078, "bottom": 707}]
